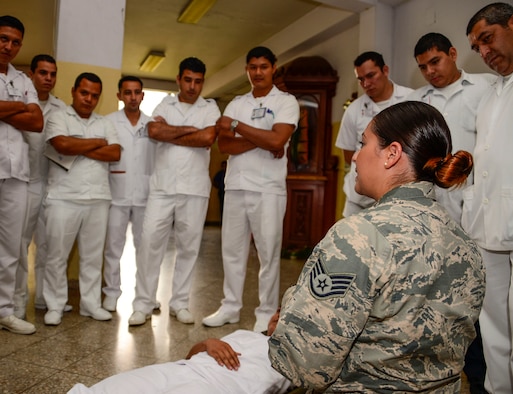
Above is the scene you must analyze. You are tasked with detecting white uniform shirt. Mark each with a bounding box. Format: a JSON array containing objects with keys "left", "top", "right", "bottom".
[
  {"left": 335, "top": 83, "right": 413, "bottom": 209},
  {"left": 106, "top": 110, "right": 156, "bottom": 206},
  {"left": 462, "top": 74, "right": 513, "bottom": 251},
  {"left": 0, "top": 63, "right": 39, "bottom": 182},
  {"left": 23, "top": 94, "right": 66, "bottom": 183},
  {"left": 68, "top": 330, "right": 291, "bottom": 394},
  {"left": 45, "top": 106, "right": 119, "bottom": 201},
  {"left": 224, "top": 85, "right": 300, "bottom": 195},
  {"left": 150, "top": 95, "right": 220, "bottom": 198},
  {"left": 408, "top": 71, "right": 494, "bottom": 222}
]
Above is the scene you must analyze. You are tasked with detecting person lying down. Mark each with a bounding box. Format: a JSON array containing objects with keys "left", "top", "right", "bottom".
[{"left": 67, "top": 311, "right": 290, "bottom": 394}]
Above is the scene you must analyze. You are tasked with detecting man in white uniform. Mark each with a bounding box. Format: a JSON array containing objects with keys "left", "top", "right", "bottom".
[
  {"left": 13, "top": 54, "right": 67, "bottom": 319},
  {"left": 335, "top": 51, "right": 412, "bottom": 217},
  {"left": 43, "top": 72, "right": 121, "bottom": 326},
  {"left": 202, "top": 46, "right": 299, "bottom": 333},
  {"left": 465, "top": 3, "right": 513, "bottom": 393},
  {"left": 68, "top": 310, "right": 290, "bottom": 394},
  {"left": 409, "top": 31, "right": 494, "bottom": 394},
  {"left": 129, "top": 57, "right": 220, "bottom": 326},
  {"left": 0, "top": 15, "right": 43, "bottom": 335},
  {"left": 102, "top": 76, "right": 155, "bottom": 312}
]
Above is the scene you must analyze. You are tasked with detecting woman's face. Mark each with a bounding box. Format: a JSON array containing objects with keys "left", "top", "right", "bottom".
[{"left": 353, "top": 124, "right": 387, "bottom": 200}]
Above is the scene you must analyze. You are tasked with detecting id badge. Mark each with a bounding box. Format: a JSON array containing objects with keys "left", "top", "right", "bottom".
[
  {"left": 251, "top": 107, "right": 266, "bottom": 119},
  {"left": 7, "top": 83, "right": 21, "bottom": 98},
  {"left": 137, "top": 127, "right": 149, "bottom": 138}
]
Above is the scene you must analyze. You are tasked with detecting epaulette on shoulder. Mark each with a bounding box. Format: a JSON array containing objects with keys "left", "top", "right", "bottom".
[{"left": 231, "top": 95, "right": 243, "bottom": 102}]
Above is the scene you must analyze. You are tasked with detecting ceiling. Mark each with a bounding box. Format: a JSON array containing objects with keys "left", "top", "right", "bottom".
[{"left": 4, "top": 0, "right": 407, "bottom": 100}]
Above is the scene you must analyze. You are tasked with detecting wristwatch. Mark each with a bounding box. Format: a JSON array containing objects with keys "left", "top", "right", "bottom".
[{"left": 230, "top": 119, "right": 239, "bottom": 132}]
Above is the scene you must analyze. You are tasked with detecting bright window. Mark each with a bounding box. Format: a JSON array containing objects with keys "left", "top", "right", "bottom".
[{"left": 118, "top": 89, "right": 175, "bottom": 116}]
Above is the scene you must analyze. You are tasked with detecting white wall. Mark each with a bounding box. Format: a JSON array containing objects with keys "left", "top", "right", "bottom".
[
  {"left": 298, "top": 25, "right": 360, "bottom": 123},
  {"left": 56, "top": 0, "right": 126, "bottom": 69},
  {"left": 391, "top": 0, "right": 495, "bottom": 89},
  {"left": 285, "top": 0, "right": 497, "bottom": 122}
]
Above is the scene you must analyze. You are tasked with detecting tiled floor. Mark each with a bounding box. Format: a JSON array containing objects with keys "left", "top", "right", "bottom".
[
  {"left": 1, "top": 225, "right": 472, "bottom": 393},
  {"left": 0, "top": 226, "right": 305, "bottom": 393}
]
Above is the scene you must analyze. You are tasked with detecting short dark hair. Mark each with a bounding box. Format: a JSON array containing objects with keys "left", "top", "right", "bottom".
[
  {"left": 354, "top": 51, "right": 385, "bottom": 70},
  {"left": 118, "top": 75, "right": 143, "bottom": 91},
  {"left": 0, "top": 15, "right": 24, "bottom": 37},
  {"left": 74, "top": 72, "right": 102, "bottom": 91},
  {"left": 371, "top": 101, "right": 473, "bottom": 188},
  {"left": 414, "top": 33, "right": 453, "bottom": 58},
  {"left": 466, "top": 2, "right": 513, "bottom": 35},
  {"left": 246, "top": 46, "right": 277, "bottom": 66},
  {"left": 179, "top": 57, "right": 206, "bottom": 78},
  {"left": 30, "top": 54, "right": 56, "bottom": 73}
]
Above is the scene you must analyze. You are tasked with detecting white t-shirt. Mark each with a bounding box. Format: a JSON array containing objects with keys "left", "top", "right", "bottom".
[
  {"left": 0, "top": 63, "right": 40, "bottom": 182},
  {"left": 149, "top": 95, "right": 220, "bottom": 198},
  {"left": 67, "top": 330, "right": 291, "bottom": 394},
  {"left": 224, "top": 85, "right": 300, "bottom": 195},
  {"left": 45, "top": 106, "right": 119, "bottom": 201},
  {"left": 462, "top": 74, "right": 513, "bottom": 251},
  {"left": 23, "top": 94, "right": 67, "bottom": 183},
  {"left": 408, "top": 71, "right": 495, "bottom": 222},
  {"left": 106, "top": 109, "right": 156, "bottom": 206}
]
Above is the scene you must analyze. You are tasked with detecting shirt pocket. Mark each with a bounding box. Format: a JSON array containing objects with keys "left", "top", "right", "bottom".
[{"left": 108, "top": 173, "right": 126, "bottom": 200}]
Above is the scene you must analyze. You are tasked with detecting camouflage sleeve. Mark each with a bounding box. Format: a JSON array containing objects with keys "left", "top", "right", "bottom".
[{"left": 268, "top": 216, "right": 394, "bottom": 391}]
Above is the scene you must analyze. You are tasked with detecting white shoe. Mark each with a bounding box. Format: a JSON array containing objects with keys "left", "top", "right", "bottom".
[
  {"left": 64, "top": 304, "right": 73, "bottom": 312},
  {"left": 129, "top": 311, "right": 151, "bottom": 326},
  {"left": 44, "top": 310, "right": 62, "bottom": 326},
  {"left": 102, "top": 296, "right": 118, "bottom": 312},
  {"left": 0, "top": 314, "right": 36, "bottom": 334},
  {"left": 80, "top": 308, "right": 112, "bottom": 321},
  {"left": 170, "top": 308, "right": 194, "bottom": 324},
  {"left": 202, "top": 310, "right": 239, "bottom": 327}
]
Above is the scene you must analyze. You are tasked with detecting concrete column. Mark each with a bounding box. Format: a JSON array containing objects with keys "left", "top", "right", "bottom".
[
  {"left": 52, "top": 0, "right": 126, "bottom": 279},
  {"left": 53, "top": 0, "right": 125, "bottom": 114},
  {"left": 358, "top": 2, "right": 394, "bottom": 71}
]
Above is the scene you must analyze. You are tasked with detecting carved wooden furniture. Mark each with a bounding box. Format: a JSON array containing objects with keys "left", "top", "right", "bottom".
[{"left": 274, "top": 56, "right": 339, "bottom": 253}]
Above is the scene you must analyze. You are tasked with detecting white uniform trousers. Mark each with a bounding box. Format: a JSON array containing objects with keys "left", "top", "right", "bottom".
[
  {"left": 220, "top": 190, "right": 286, "bottom": 324},
  {"left": 103, "top": 204, "right": 145, "bottom": 298},
  {"left": 14, "top": 180, "right": 44, "bottom": 313},
  {"left": 132, "top": 194, "right": 208, "bottom": 314},
  {"left": 33, "top": 210, "right": 48, "bottom": 307},
  {"left": 43, "top": 199, "right": 110, "bottom": 314},
  {"left": 478, "top": 248, "right": 513, "bottom": 394},
  {"left": 0, "top": 178, "right": 27, "bottom": 317}
]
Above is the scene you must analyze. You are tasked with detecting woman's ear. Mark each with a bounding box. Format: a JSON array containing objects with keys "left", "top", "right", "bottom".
[{"left": 384, "top": 142, "right": 403, "bottom": 169}]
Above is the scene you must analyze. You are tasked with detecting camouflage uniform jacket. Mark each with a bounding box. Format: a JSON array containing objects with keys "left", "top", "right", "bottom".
[{"left": 269, "top": 182, "right": 485, "bottom": 393}]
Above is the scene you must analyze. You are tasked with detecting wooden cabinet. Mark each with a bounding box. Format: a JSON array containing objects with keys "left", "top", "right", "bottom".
[{"left": 274, "top": 56, "right": 339, "bottom": 253}]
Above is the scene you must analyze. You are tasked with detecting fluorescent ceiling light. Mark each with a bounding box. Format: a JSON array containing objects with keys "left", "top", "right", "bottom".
[
  {"left": 178, "top": 0, "right": 217, "bottom": 24},
  {"left": 139, "top": 51, "right": 166, "bottom": 72}
]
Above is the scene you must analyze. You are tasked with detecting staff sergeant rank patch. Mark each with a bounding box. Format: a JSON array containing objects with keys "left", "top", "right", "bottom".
[{"left": 309, "top": 258, "right": 356, "bottom": 299}]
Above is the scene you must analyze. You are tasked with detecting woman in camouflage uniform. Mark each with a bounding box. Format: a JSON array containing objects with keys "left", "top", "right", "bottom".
[{"left": 269, "top": 101, "right": 485, "bottom": 393}]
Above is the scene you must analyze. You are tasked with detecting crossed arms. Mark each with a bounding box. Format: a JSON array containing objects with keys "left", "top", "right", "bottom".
[
  {"left": 147, "top": 115, "right": 217, "bottom": 147},
  {"left": 0, "top": 100, "right": 43, "bottom": 132},
  {"left": 50, "top": 135, "right": 121, "bottom": 162},
  {"left": 216, "top": 115, "right": 295, "bottom": 158}
]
